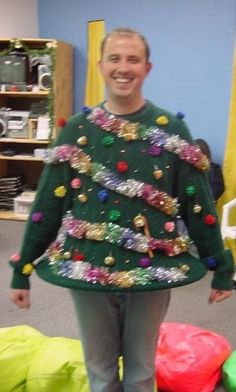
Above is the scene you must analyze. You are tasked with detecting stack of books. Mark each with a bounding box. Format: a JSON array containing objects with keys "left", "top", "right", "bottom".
[{"left": 0, "top": 175, "right": 24, "bottom": 210}]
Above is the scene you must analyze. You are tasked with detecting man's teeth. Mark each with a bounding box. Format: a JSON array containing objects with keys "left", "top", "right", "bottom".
[{"left": 116, "top": 78, "right": 130, "bottom": 83}]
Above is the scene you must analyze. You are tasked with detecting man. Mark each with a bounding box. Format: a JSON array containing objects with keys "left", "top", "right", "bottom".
[{"left": 10, "top": 28, "right": 233, "bottom": 392}]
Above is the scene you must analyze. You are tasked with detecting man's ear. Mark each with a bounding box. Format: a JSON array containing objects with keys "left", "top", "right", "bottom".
[
  {"left": 146, "top": 62, "right": 152, "bottom": 75},
  {"left": 98, "top": 60, "right": 103, "bottom": 72}
]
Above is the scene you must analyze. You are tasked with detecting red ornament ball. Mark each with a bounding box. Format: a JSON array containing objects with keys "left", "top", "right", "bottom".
[
  {"left": 204, "top": 214, "right": 216, "bottom": 225},
  {"left": 58, "top": 118, "right": 67, "bottom": 127},
  {"left": 73, "top": 251, "right": 85, "bottom": 261},
  {"left": 116, "top": 160, "right": 129, "bottom": 173}
]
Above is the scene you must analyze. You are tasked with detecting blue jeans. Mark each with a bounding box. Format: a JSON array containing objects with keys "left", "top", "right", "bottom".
[{"left": 70, "top": 290, "right": 170, "bottom": 392}]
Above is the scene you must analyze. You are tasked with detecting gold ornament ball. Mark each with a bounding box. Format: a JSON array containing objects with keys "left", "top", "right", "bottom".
[
  {"left": 78, "top": 194, "right": 88, "bottom": 203},
  {"left": 133, "top": 215, "right": 145, "bottom": 228},
  {"left": 104, "top": 256, "right": 116, "bottom": 266},
  {"left": 193, "top": 204, "right": 202, "bottom": 213},
  {"left": 63, "top": 251, "right": 71, "bottom": 259},
  {"left": 77, "top": 136, "right": 88, "bottom": 146},
  {"left": 153, "top": 169, "right": 163, "bottom": 179},
  {"left": 179, "top": 264, "right": 190, "bottom": 273}
]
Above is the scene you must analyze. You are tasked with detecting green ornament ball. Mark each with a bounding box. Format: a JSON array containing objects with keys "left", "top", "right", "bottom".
[
  {"left": 109, "top": 209, "right": 121, "bottom": 222},
  {"left": 185, "top": 185, "right": 196, "bottom": 196},
  {"left": 101, "top": 135, "right": 115, "bottom": 146}
]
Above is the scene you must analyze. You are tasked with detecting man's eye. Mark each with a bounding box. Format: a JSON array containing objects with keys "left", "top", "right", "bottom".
[
  {"left": 129, "top": 58, "right": 139, "bottom": 63},
  {"left": 109, "top": 57, "right": 119, "bottom": 62}
]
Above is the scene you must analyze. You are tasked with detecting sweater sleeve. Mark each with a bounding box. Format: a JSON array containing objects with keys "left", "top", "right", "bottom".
[
  {"left": 10, "top": 118, "right": 79, "bottom": 289},
  {"left": 174, "top": 123, "right": 234, "bottom": 290}
]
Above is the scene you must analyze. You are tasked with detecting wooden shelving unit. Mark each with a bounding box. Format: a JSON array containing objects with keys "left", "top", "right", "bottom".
[
  {"left": 0, "top": 91, "right": 49, "bottom": 97},
  {"left": 0, "top": 138, "right": 49, "bottom": 144},
  {"left": 0, "top": 155, "right": 44, "bottom": 162},
  {"left": 0, "top": 210, "right": 27, "bottom": 221},
  {"left": 0, "top": 38, "right": 73, "bottom": 221}
]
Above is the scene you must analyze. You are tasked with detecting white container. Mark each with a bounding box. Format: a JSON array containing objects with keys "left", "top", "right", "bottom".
[
  {"left": 34, "top": 148, "right": 46, "bottom": 158},
  {"left": 14, "top": 191, "right": 36, "bottom": 217}
]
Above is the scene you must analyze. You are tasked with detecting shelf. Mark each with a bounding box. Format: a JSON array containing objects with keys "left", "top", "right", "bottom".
[
  {"left": 0, "top": 38, "right": 57, "bottom": 49},
  {"left": 0, "top": 91, "right": 49, "bottom": 97},
  {"left": 0, "top": 210, "right": 28, "bottom": 221},
  {"left": 0, "top": 38, "right": 73, "bottom": 221},
  {"left": 0, "top": 155, "right": 44, "bottom": 161},
  {"left": 0, "top": 138, "right": 49, "bottom": 144}
]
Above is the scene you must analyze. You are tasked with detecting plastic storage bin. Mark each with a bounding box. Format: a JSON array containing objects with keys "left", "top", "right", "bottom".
[{"left": 14, "top": 191, "right": 36, "bottom": 217}]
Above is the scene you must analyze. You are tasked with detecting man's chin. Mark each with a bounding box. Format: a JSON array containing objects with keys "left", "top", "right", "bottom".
[{"left": 112, "top": 90, "right": 132, "bottom": 100}]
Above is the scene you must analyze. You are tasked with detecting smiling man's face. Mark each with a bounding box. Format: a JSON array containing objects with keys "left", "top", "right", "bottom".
[{"left": 99, "top": 32, "right": 152, "bottom": 111}]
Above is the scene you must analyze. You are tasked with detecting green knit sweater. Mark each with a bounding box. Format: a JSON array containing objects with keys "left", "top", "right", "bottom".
[{"left": 10, "top": 101, "right": 234, "bottom": 291}]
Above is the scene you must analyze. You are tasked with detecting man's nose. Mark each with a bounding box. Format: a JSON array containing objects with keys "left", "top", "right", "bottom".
[{"left": 117, "top": 59, "right": 130, "bottom": 72}]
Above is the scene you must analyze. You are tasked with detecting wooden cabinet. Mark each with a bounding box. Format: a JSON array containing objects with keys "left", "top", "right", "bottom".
[{"left": 0, "top": 38, "right": 73, "bottom": 220}]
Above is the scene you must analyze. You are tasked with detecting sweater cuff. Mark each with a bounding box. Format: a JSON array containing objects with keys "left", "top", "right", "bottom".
[
  {"left": 204, "top": 249, "right": 234, "bottom": 290},
  {"left": 211, "top": 272, "right": 233, "bottom": 291},
  {"left": 11, "top": 271, "right": 30, "bottom": 289}
]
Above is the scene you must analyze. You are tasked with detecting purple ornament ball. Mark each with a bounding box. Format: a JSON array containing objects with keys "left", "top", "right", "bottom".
[
  {"left": 31, "top": 211, "right": 43, "bottom": 223},
  {"left": 139, "top": 257, "right": 152, "bottom": 268}
]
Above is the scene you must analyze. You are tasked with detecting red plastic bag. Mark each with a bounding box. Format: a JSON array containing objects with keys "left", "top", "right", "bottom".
[{"left": 156, "top": 322, "right": 231, "bottom": 392}]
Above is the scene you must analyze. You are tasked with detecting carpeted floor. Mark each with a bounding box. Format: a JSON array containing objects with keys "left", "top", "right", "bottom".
[{"left": 1, "top": 220, "right": 235, "bottom": 392}]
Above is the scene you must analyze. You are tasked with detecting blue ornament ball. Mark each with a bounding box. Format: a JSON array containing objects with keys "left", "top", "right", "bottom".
[
  {"left": 206, "top": 257, "right": 218, "bottom": 270},
  {"left": 82, "top": 106, "right": 91, "bottom": 114},
  {"left": 176, "top": 111, "right": 185, "bottom": 120},
  {"left": 98, "top": 189, "right": 109, "bottom": 203}
]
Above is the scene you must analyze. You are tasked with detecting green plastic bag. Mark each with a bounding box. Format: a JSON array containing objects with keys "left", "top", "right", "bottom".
[
  {"left": 0, "top": 325, "right": 124, "bottom": 392},
  {"left": 26, "top": 336, "right": 89, "bottom": 392},
  {"left": 0, "top": 325, "right": 46, "bottom": 392},
  {"left": 223, "top": 350, "right": 236, "bottom": 391}
]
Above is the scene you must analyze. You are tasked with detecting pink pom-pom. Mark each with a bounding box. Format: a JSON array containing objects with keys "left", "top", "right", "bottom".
[
  {"left": 164, "top": 222, "right": 175, "bottom": 232},
  {"left": 11, "top": 253, "right": 20, "bottom": 263},
  {"left": 71, "top": 178, "right": 82, "bottom": 189}
]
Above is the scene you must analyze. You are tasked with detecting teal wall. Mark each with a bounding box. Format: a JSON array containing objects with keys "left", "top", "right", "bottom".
[{"left": 38, "top": 0, "right": 236, "bottom": 163}]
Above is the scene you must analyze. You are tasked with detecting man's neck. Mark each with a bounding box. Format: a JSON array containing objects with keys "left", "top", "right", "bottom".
[{"left": 104, "top": 97, "right": 146, "bottom": 115}]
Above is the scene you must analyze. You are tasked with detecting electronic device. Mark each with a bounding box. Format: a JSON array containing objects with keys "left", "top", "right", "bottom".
[
  {"left": 0, "top": 51, "right": 29, "bottom": 87},
  {"left": 30, "top": 100, "right": 48, "bottom": 119},
  {"left": 1, "top": 148, "right": 17, "bottom": 156},
  {"left": 0, "top": 108, "right": 11, "bottom": 137},
  {"left": 6, "top": 110, "right": 30, "bottom": 138},
  {"left": 38, "top": 64, "right": 51, "bottom": 90}
]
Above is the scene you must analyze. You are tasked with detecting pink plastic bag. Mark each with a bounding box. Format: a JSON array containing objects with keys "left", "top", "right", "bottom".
[{"left": 156, "top": 322, "right": 231, "bottom": 392}]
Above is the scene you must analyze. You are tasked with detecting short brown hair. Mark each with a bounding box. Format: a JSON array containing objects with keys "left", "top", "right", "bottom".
[{"left": 100, "top": 27, "right": 150, "bottom": 62}]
